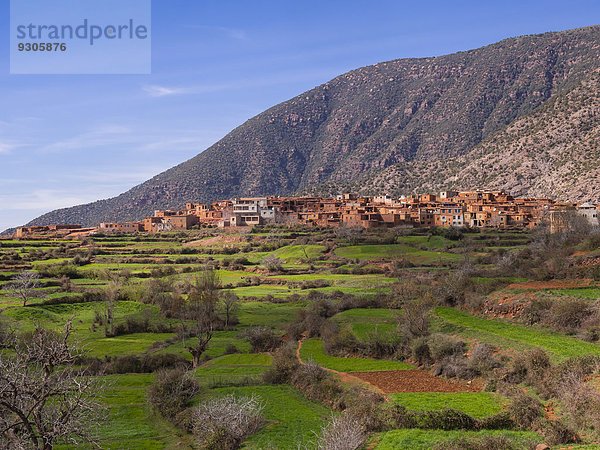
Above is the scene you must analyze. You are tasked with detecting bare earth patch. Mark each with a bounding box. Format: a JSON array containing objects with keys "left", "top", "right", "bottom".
[
  {"left": 184, "top": 234, "right": 246, "bottom": 247},
  {"left": 506, "top": 279, "right": 593, "bottom": 290},
  {"left": 349, "top": 369, "right": 478, "bottom": 393}
]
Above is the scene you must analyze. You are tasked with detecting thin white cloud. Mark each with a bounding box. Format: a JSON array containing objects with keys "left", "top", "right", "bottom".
[
  {"left": 36, "top": 126, "right": 134, "bottom": 154},
  {"left": 33, "top": 125, "right": 213, "bottom": 158},
  {"left": 70, "top": 167, "right": 166, "bottom": 184},
  {"left": 0, "top": 189, "right": 109, "bottom": 212},
  {"left": 143, "top": 85, "right": 191, "bottom": 97},
  {"left": 142, "top": 69, "right": 338, "bottom": 100},
  {"left": 0, "top": 143, "right": 14, "bottom": 154},
  {"left": 0, "top": 141, "right": 27, "bottom": 155}
]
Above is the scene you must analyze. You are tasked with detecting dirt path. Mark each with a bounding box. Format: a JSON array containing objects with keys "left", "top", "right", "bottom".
[{"left": 296, "top": 339, "right": 389, "bottom": 398}]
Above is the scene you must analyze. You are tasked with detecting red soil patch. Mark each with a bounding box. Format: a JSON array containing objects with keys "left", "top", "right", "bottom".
[
  {"left": 349, "top": 370, "right": 479, "bottom": 394},
  {"left": 507, "top": 279, "right": 593, "bottom": 290},
  {"left": 545, "top": 401, "right": 557, "bottom": 421},
  {"left": 580, "top": 257, "right": 600, "bottom": 267}
]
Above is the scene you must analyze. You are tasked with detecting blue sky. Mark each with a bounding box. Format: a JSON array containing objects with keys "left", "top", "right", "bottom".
[{"left": 1, "top": 0, "right": 599, "bottom": 231}]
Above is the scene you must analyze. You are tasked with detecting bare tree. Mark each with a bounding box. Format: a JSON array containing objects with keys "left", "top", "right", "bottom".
[
  {"left": 335, "top": 226, "right": 363, "bottom": 245},
  {"left": 315, "top": 414, "right": 366, "bottom": 450},
  {"left": 102, "top": 280, "right": 122, "bottom": 337},
  {"left": 260, "top": 255, "right": 283, "bottom": 272},
  {"left": 182, "top": 269, "right": 222, "bottom": 368},
  {"left": 0, "top": 321, "right": 106, "bottom": 449},
  {"left": 397, "top": 298, "right": 432, "bottom": 340},
  {"left": 6, "top": 270, "right": 42, "bottom": 307},
  {"left": 220, "top": 292, "right": 240, "bottom": 329},
  {"left": 193, "top": 394, "right": 265, "bottom": 449}
]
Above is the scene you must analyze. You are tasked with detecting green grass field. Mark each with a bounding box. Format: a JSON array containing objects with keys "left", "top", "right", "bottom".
[
  {"left": 299, "top": 339, "right": 413, "bottom": 372},
  {"left": 56, "top": 373, "right": 189, "bottom": 449},
  {"left": 396, "top": 235, "right": 454, "bottom": 250},
  {"left": 210, "top": 385, "right": 333, "bottom": 449},
  {"left": 334, "top": 244, "right": 461, "bottom": 264},
  {"left": 332, "top": 308, "right": 397, "bottom": 322},
  {"left": 390, "top": 392, "right": 507, "bottom": 418},
  {"left": 373, "top": 429, "right": 541, "bottom": 449},
  {"left": 270, "top": 244, "right": 327, "bottom": 262},
  {"left": 331, "top": 308, "right": 398, "bottom": 340},
  {"left": 195, "top": 353, "right": 272, "bottom": 385},
  {"left": 237, "top": 301, "right": 305, "bottom": 329},
  {"left": 433, "top": 306, "right": 600, "bottom": 360}
]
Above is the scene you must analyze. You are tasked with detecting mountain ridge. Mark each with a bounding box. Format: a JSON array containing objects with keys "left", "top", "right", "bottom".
[{"left": 23, "top": 25, "right": 600, "bottom": 228}]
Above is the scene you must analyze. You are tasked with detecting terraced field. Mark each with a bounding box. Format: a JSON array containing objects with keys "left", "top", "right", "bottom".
[
  {"left": 433, "top": 306, "right": 600, "bottom": 361},
  {"left": 1, "top": 227, "right": 598, "bottom": 448},
  {"left": 299, "top": 339, "right": 414, "bottom": 372}
]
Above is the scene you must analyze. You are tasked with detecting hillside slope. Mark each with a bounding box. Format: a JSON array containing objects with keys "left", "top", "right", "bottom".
[
  {"left": 27, "top": 26, "right": 600, "bottom": 227},
  {"left": 347, "top": 68, "right": 600, "bottom": 201}
]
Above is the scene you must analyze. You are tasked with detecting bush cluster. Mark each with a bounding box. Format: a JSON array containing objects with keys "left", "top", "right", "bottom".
[
  {"left": 86, "top": 352, "right": 190, "bottom": 374},
  {"left": 240, "top": 327, "right": 282, "bottom": 352},
  {"left": 147, "top": 368, "right": 201, "bottom": 429},
  {"left": 193, "top": 394, "right": 266, "bottom": 449}
]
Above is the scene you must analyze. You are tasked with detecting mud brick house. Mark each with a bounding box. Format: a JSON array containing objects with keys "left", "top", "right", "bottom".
[
  {"left": 99, "top": 222, "right": 144, "bottom": 232},
  {"left": 183, "top": 203, "right": 224, "bottom": 225},
  {"left": 219, "top": 197, "right": 279, "bottom": 227},
  {"left": 578, "top": 202, "right": 599, "bottom": 227},
  {"left": 141, "top": 214, "right": 198, "bottom": 232},
  {"left": 15, "top": 225, "right": 82, "bottom": 238},
  {"left": 417, "top": 209, "right": 435, "bottom": 226},
  {"left": 439, "top": 191, "right": 459, "bottom": 200},
  {"left": 433, "top": 203, "right": 464, "bottom": 227}
]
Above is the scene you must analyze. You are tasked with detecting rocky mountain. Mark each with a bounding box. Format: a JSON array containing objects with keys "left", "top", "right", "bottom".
[
  {"left": 350, "top": 68, "right": 600, "bottom": 201},
  {"left": 26, "top": 25, "right": 600, "bottom": 227}
]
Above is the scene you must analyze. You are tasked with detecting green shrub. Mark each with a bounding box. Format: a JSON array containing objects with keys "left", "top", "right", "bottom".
[
  {"left": 337, "top": 386, "right": 385, "bottom": 432},
  {"left": 506, "top": 391, "right": 544, "bottom": 430},
  {"left": 291, "top": 362, "right": 343, "bottom": 406},
  {"left": 262, "top": 344, "right": 300, "bottom": 385},
  {"left": 322, "top": 323, "right": 363, "bottom": 356},
  {"left": 39, "top": 263, "right": 82, "bottom": 279},
  {"left": 241, "top": 327, "right": 282, "bottom": 352},
  {"left": 478, "top": 411, "right": 515, "bottom": 430},
  {"left": 547, "top": 299, "right": 592, "bottom": 334},
  {"left": 147, "top": 368, "right": 201, "bottom": 421},
  {"left": 364, "top": 328, "right": 402, "bottom": 359},
  {"left": 428, "top": 333, "right": 465, "bottom": 361},
  {"left": 412, "top": 337, "right": 432, "bottom": 366},
  {"left": 106, "top": 353, "right": 190, "bottom": 374}
]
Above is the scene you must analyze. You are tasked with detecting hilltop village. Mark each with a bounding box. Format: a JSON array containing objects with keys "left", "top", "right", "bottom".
[{"left": 13, "top": 190, "right": 600, "bottom": 239}]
